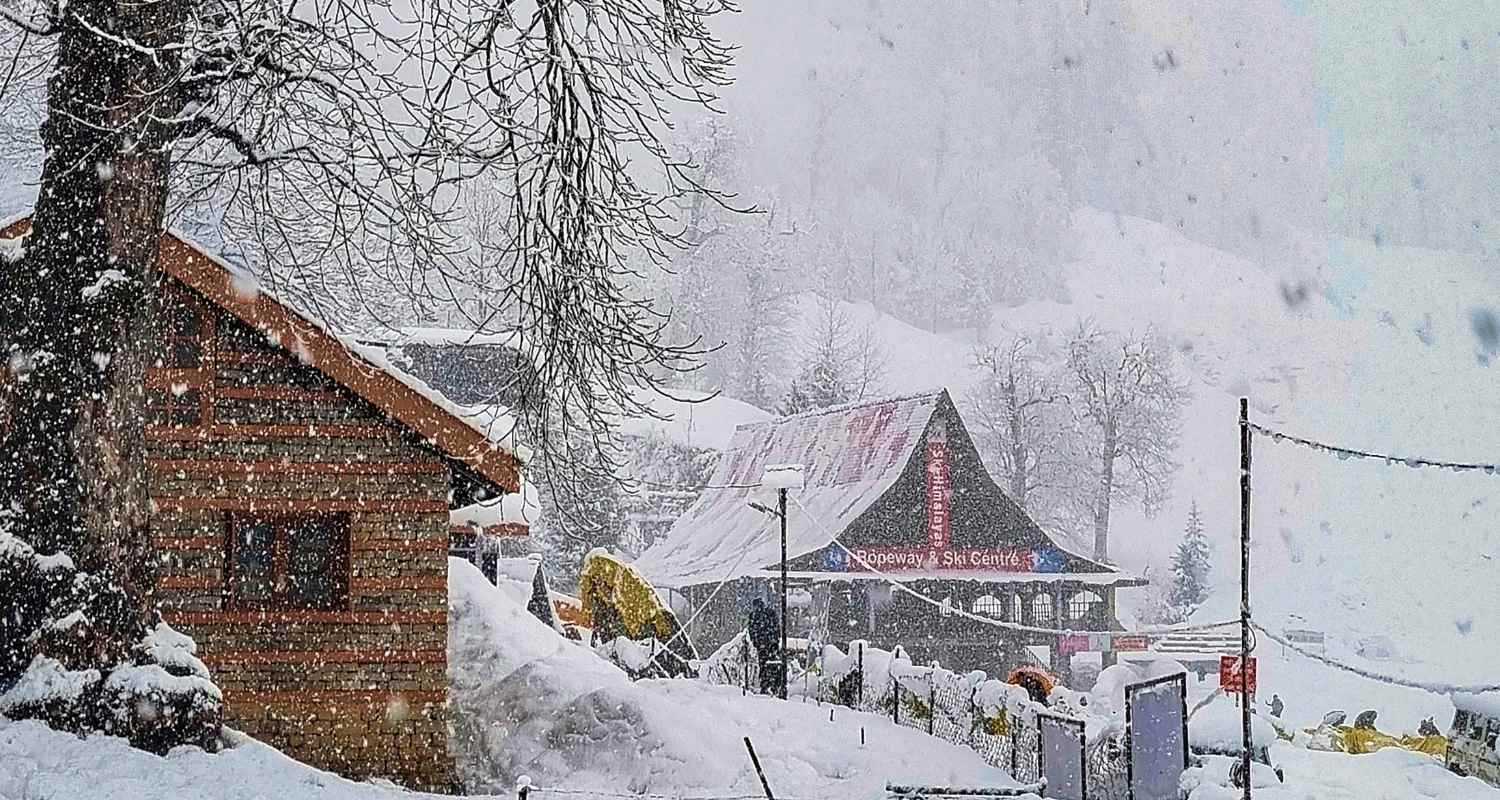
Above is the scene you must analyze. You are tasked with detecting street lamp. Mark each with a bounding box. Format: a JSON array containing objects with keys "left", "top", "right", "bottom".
[{"left": 749, "top": 463, "right": 804, "bottom": 700}]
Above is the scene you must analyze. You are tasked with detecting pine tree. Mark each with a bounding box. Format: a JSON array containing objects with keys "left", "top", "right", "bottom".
[{"left": 1168, "top": 501, "right": 1212, "bottom": 618}]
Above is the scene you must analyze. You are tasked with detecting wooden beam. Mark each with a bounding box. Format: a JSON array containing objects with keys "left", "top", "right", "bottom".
[
  {"left": 145, "top": 368, "right": 212, "bottom": 390},
  {"left": 204, "top": 649, "right": 445, "bottom": 665},
  {"left": 153, "top": 497, "right": 448, "bottom": 514},
  {"left": 350, "top": 538, "right": 444, "bottom": 554},
  {"left": 216, "top": 385, "right": 345, "bottom": 403},
  {"left": 153, "top": 536, "right": 222, "bottom": 551},
  {"left": 145, "top": 423, "right": 397, "bottom": 442},
  {"left": 350, "top": 575, "right": 448, "bottom": 592},
  {"left": 224, "top": 689, "right": 446, "bottom": 707},
  {"left": 149, "top": 459, "right": 446, "bottom": 476},
  {"left": 166, "top": 610, "right": 446, "bottom": 625}
]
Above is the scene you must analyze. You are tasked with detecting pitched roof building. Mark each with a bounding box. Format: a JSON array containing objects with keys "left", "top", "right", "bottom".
[
  {"left": 2, "top": 218, "right": 530, "bottom": 791},
  {"left": 636, "top": 390, "right": 1144, "bottom": 678}
]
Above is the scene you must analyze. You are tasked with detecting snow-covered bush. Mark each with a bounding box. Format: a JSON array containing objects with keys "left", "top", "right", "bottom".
[{"left": 0, "top": 526, "right": 222, "bottom": 753}]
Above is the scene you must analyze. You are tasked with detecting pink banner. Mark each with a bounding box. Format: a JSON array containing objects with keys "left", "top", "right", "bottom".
[{"left": 926, "top": 436, "right": 951, "bottom": 550}]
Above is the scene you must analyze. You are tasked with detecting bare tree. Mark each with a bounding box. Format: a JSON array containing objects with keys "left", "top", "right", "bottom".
[
  {"left": 782, "top": 294, "right": 886, "bottom": 413},
  {"left": 967, "top": 336, "right": 1072, "bottom": 512},
  {"left": 0, "top": 0, "right": 739, "bottom": 747},
  {"left": 1065, "top": 321, "right": 1187, "bottom": 563}
]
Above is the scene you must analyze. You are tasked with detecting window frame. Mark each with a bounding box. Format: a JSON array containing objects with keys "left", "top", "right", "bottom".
[{"left": 224, "top": 512, "right": 351, "bottom": 610}]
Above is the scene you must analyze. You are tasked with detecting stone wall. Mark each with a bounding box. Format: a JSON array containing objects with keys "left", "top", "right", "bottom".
[{"left": 147, "top": 285, "right": 458, "bottom": 791}]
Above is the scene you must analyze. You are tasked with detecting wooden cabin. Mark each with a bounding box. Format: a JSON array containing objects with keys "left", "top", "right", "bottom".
[
  {"left": 1, "top": 219, "right": 527, "bottom": 791},
  {"left": 635, "top": 390, "right": 1145, "bottom": 681}
]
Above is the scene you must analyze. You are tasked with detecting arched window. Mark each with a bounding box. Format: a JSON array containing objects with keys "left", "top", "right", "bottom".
[
  {"left": 973, "top": 594, "right": 1006, "bottom": 618},
  {"left": 1031, "top": 592, "right": 1054, "bottom": 626}
]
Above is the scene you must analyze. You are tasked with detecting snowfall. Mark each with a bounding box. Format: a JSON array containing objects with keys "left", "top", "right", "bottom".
[{"left": 1, "top": 556, "right": 1494, "bottom": 800}]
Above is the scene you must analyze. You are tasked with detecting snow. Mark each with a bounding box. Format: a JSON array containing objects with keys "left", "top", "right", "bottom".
[
  {"left": 0, "top": 233, "right": 23, "bottom": 263},
  {"left": 1187, "top": 696, "right": 1278, "bottom": 753},
  {"left": 618, "top": 386, "right": 773, "bottom": 452},
  {"left": 104, "top": 664, "right": 222, "bottom": 704},
  {"left": 633, "top": 393, "right": 940, "bottom": 588},
  {"left": 447, "top": 558, "right": 1022, "bottom": 798},
  {"left": 341, "top": 336, "right": 529, "bottom": 461},
  {"left": 0, "top": 657, "right": 99, "bottom": 711},
  {"left": 1453, "top": 691, "right": 1500, "bottom": 719},
  {"left": 761, "top": 463, "right": 807, "bottom": 490},
  {"left": 1184, "top": 744, "right": 1500, "bottom": 800},
  {"left": 0, "top": 719, "right": 465, "bottom": 800},
  {"left": 451, "top": 479, "right": 542, "bottom": 528}
]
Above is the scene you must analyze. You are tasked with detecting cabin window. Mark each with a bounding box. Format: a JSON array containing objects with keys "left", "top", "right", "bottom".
[
  {"left": 227, "top": 513, "right": 349, "bottom": 609},
  {"left": 1067, "top": 590, "right": 1105, "bottom": 623}
]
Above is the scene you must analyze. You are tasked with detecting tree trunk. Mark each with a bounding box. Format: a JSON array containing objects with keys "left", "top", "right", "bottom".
[
  {"left": 1092, "top": 423, "right": 1116, "bottom": 563},
  {"left": 0, "top": 0, "right": 184, "bottom": 605},
  {"left": 1007, "top": 384, "right": 1029, "bottom": 510}
]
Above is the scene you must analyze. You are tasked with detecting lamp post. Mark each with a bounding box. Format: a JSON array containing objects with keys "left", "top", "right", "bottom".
[{"left": 751, "top": 463, "right": 804, "bottom": 701}]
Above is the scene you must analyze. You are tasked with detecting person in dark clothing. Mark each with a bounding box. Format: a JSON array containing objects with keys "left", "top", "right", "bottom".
[
  {"left": 747, "top": 598, "right": 780, "bottom": 695},
  {"left": 1267, "top": 693, "right": 1284, "bottom": 718}
]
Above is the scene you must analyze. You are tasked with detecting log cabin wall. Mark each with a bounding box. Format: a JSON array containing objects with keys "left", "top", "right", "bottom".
[{"left": 145, "top": 278, "right": 455, "bottom": 791}]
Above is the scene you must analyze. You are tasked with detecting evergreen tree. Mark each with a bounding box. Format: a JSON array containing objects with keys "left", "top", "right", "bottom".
[{"left": 1168, "top": 501, "right": 1212, "bottom": 618}]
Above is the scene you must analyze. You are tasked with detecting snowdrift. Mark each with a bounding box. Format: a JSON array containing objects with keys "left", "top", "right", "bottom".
[
  {"left": 447, "top": 558, "right": 1018, "bottom": 798},
  {"left": 0, "top": 720, "right": 458, "bottom": 800}
]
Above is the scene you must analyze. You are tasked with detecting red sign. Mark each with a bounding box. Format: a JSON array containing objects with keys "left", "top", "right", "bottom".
[
  {"left": 1113, "top": 634, "right": 1150, "bottom": 652},
  {"left": 1057, "top": 634, "right": 1090, "bottom": 657},
  {"left": 925, "top": 426, "right": 951, "bottom": 551},
  {"left": 1219, "top": 655, "right": 1258, "bottom": 694},
  {"left": 843, "top": 546, "right": 1063, "bottom": 572}
]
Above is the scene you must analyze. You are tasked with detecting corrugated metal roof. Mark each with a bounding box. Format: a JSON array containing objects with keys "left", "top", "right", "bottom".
[{"left": 633, "top": 392, "right": 943, "bottom": 588}]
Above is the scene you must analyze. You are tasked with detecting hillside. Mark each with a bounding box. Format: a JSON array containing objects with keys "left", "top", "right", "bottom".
[{"left": 773, "top": 208, "right": 1499, "bottom": 720}]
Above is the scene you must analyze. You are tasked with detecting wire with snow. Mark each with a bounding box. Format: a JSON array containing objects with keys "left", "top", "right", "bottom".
[
  {"left": 786, "top": 495, "right": 1239, "bottom": 639},
  {"left": 1251, "top": 621, "right": 1500, "bottom": 696},
  {"left": 1248, "top": 421, "right": 1500, "bottom": 474}
]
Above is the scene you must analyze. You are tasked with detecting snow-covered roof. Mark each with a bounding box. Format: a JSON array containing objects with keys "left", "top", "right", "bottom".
[
  {"left": 450, "top": 479, "right": 542, "bottom": 531},
  {"left": 618, "top": 387, "right": 773, "bottom": 452},
  {"left": 633, "top": 392, "right": 943, "bottom": 588},
  {"left": 1452, "top": 691, "right": 1500, "bottom": 718}
]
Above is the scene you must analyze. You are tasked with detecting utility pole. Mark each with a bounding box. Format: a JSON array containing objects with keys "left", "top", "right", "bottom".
[
  {"left": 778, "top": 485, "right": 789, "bottom": 700},
  {"left": 1239, "top": 397, "right": 1253, "bottom": 800}
]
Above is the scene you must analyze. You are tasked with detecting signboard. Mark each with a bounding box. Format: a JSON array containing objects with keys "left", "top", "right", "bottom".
[
  {"left": 1039, "top": 713, "right": 1087, "bottom": 800},
  {"left": 925, "top": 423, "right": 951, "bottom": 551},
  {"left": 1088, "top": 633, "right": 1113, "bottom": 653},
  {"left": 832, "top": 545, "right": 1067, "bottom": 573},
  {"left": 1126, "top": 673, "right": 1189, "bottom": 800},
  {"left": 1056, "top": 634, "right": 1090, "bottom": 657},
  {"left": 1113, "top": 634, "right": 1150, "bottom": 652},
  {"left": 1219, "top": 655, "right": 1258, "bottom": 694}
]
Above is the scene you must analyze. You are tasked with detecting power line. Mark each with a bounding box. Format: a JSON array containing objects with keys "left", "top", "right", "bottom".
[
  {"left": 1248, "top": 421, "right": 1500, "bottom": 474},
  {"left": 1251, "top": 621, "right": 1500, "bottom": 696}
]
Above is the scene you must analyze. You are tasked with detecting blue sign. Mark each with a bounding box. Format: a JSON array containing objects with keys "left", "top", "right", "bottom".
[
  {"left": 821, "top": 545, "right": 850, "bottom": 572},
  {"left": 1034, "top": 548, "right": 1067, "bottom": 573}
]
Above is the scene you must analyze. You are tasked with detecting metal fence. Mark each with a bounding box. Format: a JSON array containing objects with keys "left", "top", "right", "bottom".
[{"left": 812, "top": 654, "right": 1131, "bottom": 800}]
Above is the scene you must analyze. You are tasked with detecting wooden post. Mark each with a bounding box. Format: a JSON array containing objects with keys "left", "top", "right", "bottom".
[
  {"left": 892, "top": 676, "right": 900, "bottom": 725},
  {"left": 1239, "top": 397, "right": 1253, "bottom": 800},
  {"left": 744, "top": 737, "right": 776, "bottom": 800},
  {"left": 928, "top": 678, "right": 937, "bottom": 736},
  {"left": 778, "top": 486, "right": 789, "bottom": 700},
  {"left": 857, "top": 641, "right": 865, "bottom": 707}
]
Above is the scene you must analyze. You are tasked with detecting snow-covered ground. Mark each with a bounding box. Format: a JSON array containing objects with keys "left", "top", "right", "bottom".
[
  {"left": 1185, "top": 743, "right": 1500, "bottom": 800},
  {"left": 447, "top": 558, "right": 1020, "bottom": 799},
  {"left": 0, "top": 720, "right": 467, "bottom": 800}
]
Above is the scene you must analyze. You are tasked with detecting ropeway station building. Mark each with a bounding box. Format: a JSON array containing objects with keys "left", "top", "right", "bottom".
[{"left": 632, "top": 390, "right": 1147, "bottom": 681}]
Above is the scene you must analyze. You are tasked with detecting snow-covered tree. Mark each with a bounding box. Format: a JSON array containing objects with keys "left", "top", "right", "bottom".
[
  {"left": 780, "top": 295, "right": 886, "bottom": 414},
  {"left": 1168, "top": 501, "right": 1213, "bottom": 619},
  {"left": 967, "top": 336, "right": 1072, "bottom": 513},
  {"left": 1065, "top": 321, "right": 1188, "bottom": 563}
]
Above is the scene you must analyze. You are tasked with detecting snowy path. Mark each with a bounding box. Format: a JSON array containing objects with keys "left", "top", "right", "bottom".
[{"left": 1187, "top": 743, "right": 1500, "bottom": 800}]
